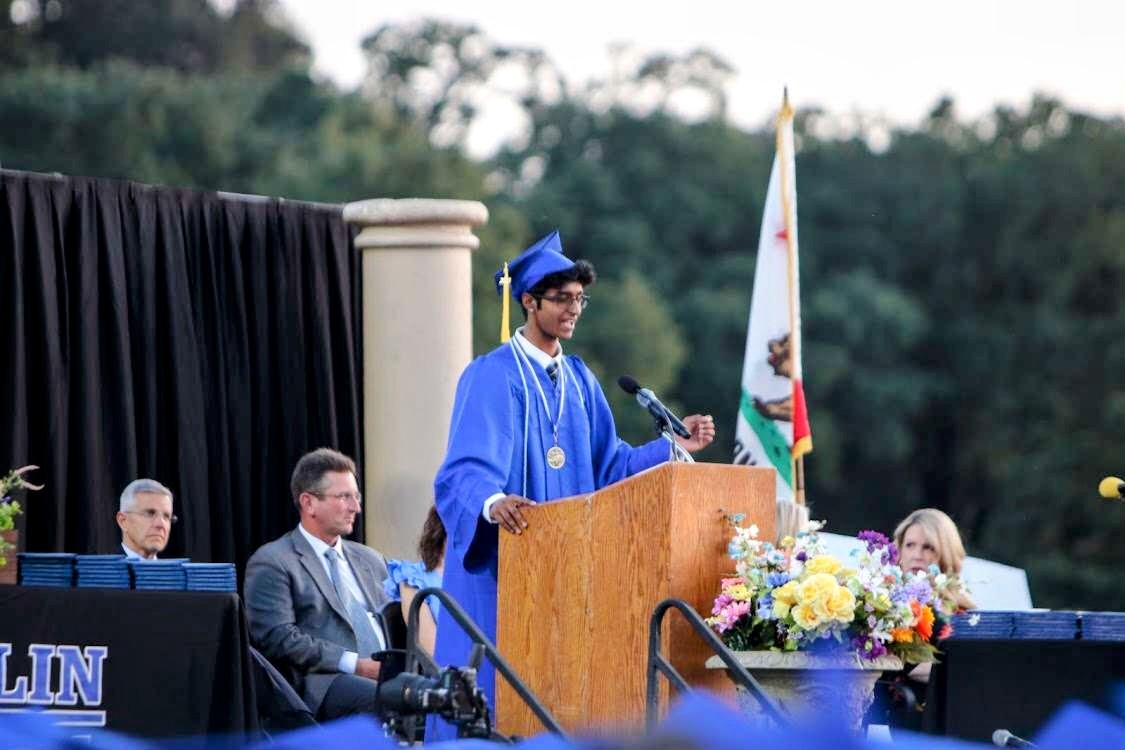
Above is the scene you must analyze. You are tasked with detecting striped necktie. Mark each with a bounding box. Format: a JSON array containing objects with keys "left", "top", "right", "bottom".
[{"left": 324, "top": 548, "right": 383, "bottom": 658}]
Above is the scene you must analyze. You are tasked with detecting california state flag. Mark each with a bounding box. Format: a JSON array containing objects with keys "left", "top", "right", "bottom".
[{"left": 733, "top": 91, "right": 812, "bottom": 501}]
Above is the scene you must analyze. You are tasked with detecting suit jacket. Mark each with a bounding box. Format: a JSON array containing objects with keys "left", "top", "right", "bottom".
[{"left": 244, "top": 528, "right": 392, "bottom": 714}]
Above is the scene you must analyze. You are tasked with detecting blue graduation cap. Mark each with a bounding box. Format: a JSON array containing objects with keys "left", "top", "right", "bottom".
[
  {"left": 495, "top": 230, "right": 574, "bottom": 342},
  {"left": 495, "top": 230, "right": 573, "bottom": 300}
]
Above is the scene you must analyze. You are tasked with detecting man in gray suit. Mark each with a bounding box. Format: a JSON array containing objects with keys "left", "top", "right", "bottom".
[{"left": 245, "top": 447, "right": 393, "bottom": 721}]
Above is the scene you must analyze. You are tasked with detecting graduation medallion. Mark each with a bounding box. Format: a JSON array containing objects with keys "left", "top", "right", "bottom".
[{"left": 546, "top": 445, "right": 567, "bottom": 469}]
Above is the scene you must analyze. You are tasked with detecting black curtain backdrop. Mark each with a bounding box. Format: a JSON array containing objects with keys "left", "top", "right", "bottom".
[{"left": 0, "top": 169, "right": 364, "bottom": 577}]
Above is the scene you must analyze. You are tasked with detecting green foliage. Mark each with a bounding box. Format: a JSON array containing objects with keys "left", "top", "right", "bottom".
[
  {"left": 0, "top": 62, "right": 491, "bottom": 203},
  {"left": 360, "top": 18, "right": 563, "bottom": 149},
  {"left": 566, "top": 270, "right": 687, "bottom": 443},
  {"left": 0, "top": 500, "right": 19, "bottom": 532},
  {"left": 0, "top": 62, "right": 272, "bottom": 188},
  {"left": 0, "top": 466, "right": 42, "bottom": 563},
  {"left": 0, "top": 0, "right": 308, "bottom": 73}
]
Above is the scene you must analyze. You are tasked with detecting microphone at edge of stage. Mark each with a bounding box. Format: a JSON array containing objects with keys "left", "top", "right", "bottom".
[
  {"left": 1099, "top": 476, "right": 1125, "bottom": 500},
  {"left": 992, "top": 728, "right": 1036, "bottom": 748}
]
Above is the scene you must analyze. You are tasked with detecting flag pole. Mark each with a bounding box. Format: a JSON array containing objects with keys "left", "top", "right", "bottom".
[{"left": 776, "top": 88, "right": 806, "bottom": 506}]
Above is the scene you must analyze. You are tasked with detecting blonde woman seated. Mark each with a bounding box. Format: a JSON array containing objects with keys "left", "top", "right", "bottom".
[
  {"left": 383, "top": 506, "right": 446, "bottom": 655},
  {"left": 892, "top": 508, "right": 976, "bottom": 685},
  {"left": 893, "top": 507, "right": 977, "bottom": 611}
]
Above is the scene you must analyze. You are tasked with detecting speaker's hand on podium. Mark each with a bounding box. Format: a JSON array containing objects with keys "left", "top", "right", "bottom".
[
  {"left": 675, "top": 414, "right": 716, "bottom": 453},
  {"left": 490, "top": 495, "right": 537, "bottom": 535}
]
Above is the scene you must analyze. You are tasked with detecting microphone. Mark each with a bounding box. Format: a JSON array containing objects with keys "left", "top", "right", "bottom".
[
  {"left": 992, "top": 729, "right": 1036, "bottom": 748},
  {"left": 617, "top": 375, "right": 692, "bottom": 439},
  {"left": 1099, "top": 476, "right": 1125, "bottom": 500}
]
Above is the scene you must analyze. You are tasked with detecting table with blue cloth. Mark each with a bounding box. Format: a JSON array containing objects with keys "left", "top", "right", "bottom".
[
  {"left": 0, "top": 584, "right": 258, "bottom": 740},
  {"left": 924, "top": 638, "right": 1125, "bottom": 743}
]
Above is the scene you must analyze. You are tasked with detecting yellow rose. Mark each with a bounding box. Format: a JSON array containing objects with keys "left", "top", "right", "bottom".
[
  {"left": 825, "top": 584, "right": 857, "bottom": 623},
  {"left": 811, "top": 590, "right": 835, "bottom": 621},
  {"left": 797, "top": 573, "right": 838, "bottom": 603},
  {"left": 796, "top": 573, "right": 838, "bottom": 623},
  {"left": 805, "top": 555, "right": 842, "bottom": 576},
  {"left": 792, "top": 602, "right": 822, "bottom": 629},
  {"left": 773, "top": 580, "right": 800, "bottom": 606},
  {"left": 772, "top": 580, "right": 799, "bottom": 619}
]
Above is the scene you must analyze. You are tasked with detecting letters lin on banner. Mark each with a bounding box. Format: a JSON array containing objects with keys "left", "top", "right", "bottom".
[{"left": 0, "top": 643, "right": 109, "bottom": 727}]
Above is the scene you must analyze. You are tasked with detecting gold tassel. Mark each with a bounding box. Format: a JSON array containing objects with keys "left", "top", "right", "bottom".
[{"left": 499, "top": 262, "right": 511, "bottom": 342}]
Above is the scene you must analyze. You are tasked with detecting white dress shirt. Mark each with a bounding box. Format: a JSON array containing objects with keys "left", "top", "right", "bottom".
[
  {"left": 121, "top": 543, "right": 151, "bottom": 560},
  {"left": 297, "top": 524, "right": 385, "bottom": 674}
]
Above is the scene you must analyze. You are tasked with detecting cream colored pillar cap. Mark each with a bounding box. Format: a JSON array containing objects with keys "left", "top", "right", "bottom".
[{"left": 344, "top": 199, "right": 489, "bottom": 250}]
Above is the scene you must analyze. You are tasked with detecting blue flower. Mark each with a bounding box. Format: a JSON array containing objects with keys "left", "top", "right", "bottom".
[
  {"left": 766, "top": 572, "right": 791, "bottom": 588},
  {"left": 891, "top": 577, "right": 934, "bottom": 606},
  {"left": 756, "top": 596, "right": 775, "bottom": 619}
]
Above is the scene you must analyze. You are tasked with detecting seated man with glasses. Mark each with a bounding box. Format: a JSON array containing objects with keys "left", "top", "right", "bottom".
[
  {"left": 115, "top": 478, "right": 177, "bottom": 560},
  {"left": 429, "top": 229, "right": 716, "bottom": 739},
  {"left": 244, "top": 447, "right": 394, "bottom": 722}
]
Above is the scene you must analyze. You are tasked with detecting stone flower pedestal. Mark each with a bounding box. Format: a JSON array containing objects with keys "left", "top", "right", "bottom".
[{"left": 706, "top": 650, "right": 903, "bottom": 733}]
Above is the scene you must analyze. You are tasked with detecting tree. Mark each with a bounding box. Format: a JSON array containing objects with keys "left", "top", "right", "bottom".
[
  {"left": 360, "top": 18, "right": 565, "bottom": 149},
  {"left": 0, "top": 0, "right": 308, "bottom": 73}
]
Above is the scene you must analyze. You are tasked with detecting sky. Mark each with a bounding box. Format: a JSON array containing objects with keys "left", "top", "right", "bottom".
[{"left": 281, "top": 0, "right": 1125, "bottom": 155}]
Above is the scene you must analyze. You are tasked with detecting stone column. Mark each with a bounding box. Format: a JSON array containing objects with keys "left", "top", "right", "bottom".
[{"left": 343, "top": 198, "right": 488, "bottom": 558}]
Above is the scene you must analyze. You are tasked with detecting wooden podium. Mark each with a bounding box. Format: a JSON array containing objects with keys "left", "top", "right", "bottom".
[{"left": 495, "top": 462, "right": 775, "bottom": 735}]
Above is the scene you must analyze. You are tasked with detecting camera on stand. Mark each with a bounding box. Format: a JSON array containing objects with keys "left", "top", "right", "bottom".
[{"left": 376, "top": 663, "right": 503, "bottom": 743}]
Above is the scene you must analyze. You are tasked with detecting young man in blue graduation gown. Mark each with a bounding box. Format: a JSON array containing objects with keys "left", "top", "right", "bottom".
[{"left": 429, "top": 230, "right": 715, "bottom": 739}]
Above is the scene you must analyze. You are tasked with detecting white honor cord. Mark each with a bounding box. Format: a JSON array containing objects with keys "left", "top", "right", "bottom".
[
  {"left": 511, "top": 338, "right": 567, "bottom": 440},
  {"left": 508, "top": 339, "right": 532, "bottom": 497},
  {"left": 558, "top": 358, "right": 587, "bottom": 412}
]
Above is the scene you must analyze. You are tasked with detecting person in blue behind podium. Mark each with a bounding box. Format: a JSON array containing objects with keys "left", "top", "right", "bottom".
[
  {"left": 244, "top": 448, "right": 393, "bottom": 722},
  {"left": 428, "top": 229, "right": 716, "bottom": 740}
]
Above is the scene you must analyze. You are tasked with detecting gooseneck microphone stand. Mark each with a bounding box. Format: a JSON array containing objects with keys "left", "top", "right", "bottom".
[{"left": 654, "top": 412, "right": 694, "bottom": 463}]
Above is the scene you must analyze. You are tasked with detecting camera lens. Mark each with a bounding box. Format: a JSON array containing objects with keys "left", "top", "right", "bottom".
[{"left": 376, "top": 672, "right": 442, "bottom": 714}]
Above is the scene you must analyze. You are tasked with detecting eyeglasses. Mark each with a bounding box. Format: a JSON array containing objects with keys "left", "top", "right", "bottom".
[
  {"left": 125, "top": 509, "right": 178, "bottom": 525},
  {"left": 314, "top": 491, "right": 363, "bottom": 507},
  {"left": 537, "top": 293, "right": 591, "bottom": 310}
]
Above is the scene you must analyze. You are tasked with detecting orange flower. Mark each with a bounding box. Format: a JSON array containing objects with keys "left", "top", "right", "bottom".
[
  {"left": 890, "top": 627, "right": 915, "bottom": 643},
  {"left": 911, "top": 601, "right": 935, "bottom": 641}
]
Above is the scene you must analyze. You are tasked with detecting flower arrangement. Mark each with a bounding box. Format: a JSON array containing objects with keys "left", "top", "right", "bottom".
[
  {"left": 706, "top": 516, "right": 960, "bottom": 664},
  {"left": 0, "top": 465, "right": 44, "bottom": 565}
]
